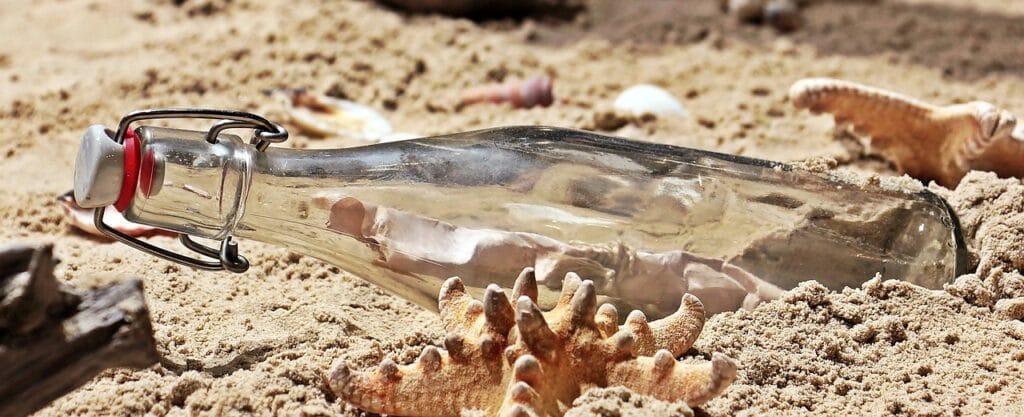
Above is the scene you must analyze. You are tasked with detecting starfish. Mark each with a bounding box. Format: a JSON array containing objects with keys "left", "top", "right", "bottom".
[
  {"left": 790, "top": 78, "right": 1024, "bottom": 188},
  {"left": 326, "top": 269, "right": 737, "bottom": 417}
]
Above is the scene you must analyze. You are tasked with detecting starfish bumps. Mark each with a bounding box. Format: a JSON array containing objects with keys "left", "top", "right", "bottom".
[
  {"left": 327, "top": 269, "right": 737, "bottom": 416},
  {"left": 790, "top": 78, "right": 1024, "bottom": 187}
]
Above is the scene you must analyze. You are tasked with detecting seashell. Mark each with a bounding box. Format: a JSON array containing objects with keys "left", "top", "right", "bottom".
[
  {"left": 764, "top": 0, "right": 801, "bottom": 31},
  {"left": 270, "top": 89, "right": 392, "bottom": 142},
  {"left": 613, "top": 84, "right": 688, "bottom": 117},
  {"left": 459, "top": 76, "right": 554, "bottom": 109},
  {"left": 726, "top": 0, "right": 766, "bottom": 22},
  {"left": 725, "top": 0, "right": 802, "bottom": 31},
  {"left": 57, "top": 191, "right": 175, "bottom": 239}
]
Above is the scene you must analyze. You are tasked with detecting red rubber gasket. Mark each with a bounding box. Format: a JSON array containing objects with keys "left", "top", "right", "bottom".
[
  {"left": 139, "top": 148, "right": 155, "bottom": 198},
  {"left": 114, "top": 129, "right": 140, "bottom": 212}
]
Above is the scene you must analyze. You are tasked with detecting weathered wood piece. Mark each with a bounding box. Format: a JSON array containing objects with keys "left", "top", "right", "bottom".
[{"left": 0, "top": 242, "right": 158, "bottom": 417}]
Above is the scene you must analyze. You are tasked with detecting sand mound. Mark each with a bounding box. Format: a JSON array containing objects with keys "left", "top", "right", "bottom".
[{"left": 1, "top": 0, "right": 1022, "bottom": 415}]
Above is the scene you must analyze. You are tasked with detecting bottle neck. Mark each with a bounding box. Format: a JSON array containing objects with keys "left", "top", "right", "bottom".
[{"left": 124, "top": 126, "right": 254, "bottom": 241}]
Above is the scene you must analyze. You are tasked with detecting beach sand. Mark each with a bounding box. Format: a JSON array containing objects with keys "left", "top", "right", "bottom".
[{"left": 1, "top": 0, "right": 1022, "bottom": 415}]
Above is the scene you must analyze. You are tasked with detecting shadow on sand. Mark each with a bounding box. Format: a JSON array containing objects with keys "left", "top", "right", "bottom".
[{"left": 528, "top": 0, "right": 1024, "bottom": 81}]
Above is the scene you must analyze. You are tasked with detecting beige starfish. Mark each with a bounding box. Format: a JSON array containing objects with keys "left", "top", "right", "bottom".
[
  {"left": 790, "top": 78, "right": 1023, "bottom": 188},
  {"left": 326, "top": 270, "right": 737, "bottom": 417}
]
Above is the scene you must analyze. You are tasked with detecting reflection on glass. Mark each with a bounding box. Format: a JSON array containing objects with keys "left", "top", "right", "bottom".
[{"left": 125, "top": 126, "right": 965, "bottom": 318}]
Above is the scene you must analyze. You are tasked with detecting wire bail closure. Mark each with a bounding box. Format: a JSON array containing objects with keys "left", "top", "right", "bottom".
[{"left": 93, "top": 108, "right": 288, "bottom": 273}]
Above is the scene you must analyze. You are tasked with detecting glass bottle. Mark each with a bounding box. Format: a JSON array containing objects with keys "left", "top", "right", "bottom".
[{"left": 74, "top": 123, "right": 966, "bottom": 318}]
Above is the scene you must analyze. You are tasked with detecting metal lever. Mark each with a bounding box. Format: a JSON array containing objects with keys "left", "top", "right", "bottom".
[{"left": 93, "top": 108, "right": 288, "bottom": 273}]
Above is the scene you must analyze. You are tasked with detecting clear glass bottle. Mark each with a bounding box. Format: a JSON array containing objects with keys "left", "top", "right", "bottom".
[{"left": 78, "top": 125, "right": 966, "bottom": 318}]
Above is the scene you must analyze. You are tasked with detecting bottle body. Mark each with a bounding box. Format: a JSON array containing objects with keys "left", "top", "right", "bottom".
[{"left": 124, "top": 126, "right": 965, "bottom": 317}]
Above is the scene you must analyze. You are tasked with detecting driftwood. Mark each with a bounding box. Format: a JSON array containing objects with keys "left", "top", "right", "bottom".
[{"left": 0, "top": 242, "right": 158, "bottom": 417}]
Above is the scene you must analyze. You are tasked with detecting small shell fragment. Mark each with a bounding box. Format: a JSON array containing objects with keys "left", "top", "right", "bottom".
[
  {"left": 271, "top": 89, "right": 392, "bottom": 142},
  {"left": 613, "top": 84, "right": 688, "bottom": 117},
  {"left": 764, "top": 0, "right": 801, "bottom": 32},
  {"left": 459, "top": 76, "right": 554, "bottom": 109},
  {"left": 725, "top": 0, "right": 765, "bottom": 21},
  {"left": 57, "top": 191, "right": 175, "bottom": 240},
  {"left": 724, "top": 0, "right": 802, "bottom": 31}
]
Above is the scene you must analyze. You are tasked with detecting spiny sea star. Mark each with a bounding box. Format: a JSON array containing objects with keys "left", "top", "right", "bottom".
[
  {"left": 790, "top": 77, "right": 1023, "bottom": 187},
  {"left": 326, "top": 269, "right": 737, "bottom": 416}
]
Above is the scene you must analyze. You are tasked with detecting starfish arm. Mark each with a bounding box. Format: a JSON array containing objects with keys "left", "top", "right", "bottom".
[
  {"left": 648, "top": 294, "right": 706, "bottom": 357},
  {"left": 553, "top": 273, "right": 584, "bottom": 310},
  {"left": 594, "top": 303, "right": 619, "bottom": 337},
  {"left": 790, "top": 78, "right": 1024, "bottom": 187},
  {"left": 439, "top": 277, "right": 485, "bottom": 334},
  {"left": 516, "top": 296, "right": 559, "bottom": 362},
  {"left": 484, "top": 284, "right": 517, "bottom": 337},
  {"left": 620, "top": 293, "right": 705, "bottom": 358},
  {"left": 623, "top": 309, "right": 657, "bottom": 356},
  {"left": 447, "top": 278, "right": 518, "bottom": 359},
  {"left": 963, "top": 107, "right": 1024, "bottom": 178},
  {"left": 931, "top": 103, "right": 1023, "bottom": 185},
  {"left": 566, "top": 279, "right": 599, "bottom": 330},
  {"left": 511, "top": 268, "right": 539, "bottom": 304},
  {"left": 327, "top": 349, "right": 506, "bottom": 417},
  {"left": 497, "top": 355, "right": 557, "bottom": 417},
  {"left": 499, "top": 387, "right": 544, "bottom": 417},
  {"left": 606, "top": 351, "right": 738, "bottom": 407},
  {"left": 972, "top": 134, "right": 1024, "bottom": 178},
  {"left": 789, "top": 78, "right": 961, "bottom": 184},
  {"left": 790, "top": 78, "right": 938, "bottom": 130}
]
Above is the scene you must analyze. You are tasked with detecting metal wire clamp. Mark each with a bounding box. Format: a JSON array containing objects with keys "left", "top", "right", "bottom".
[{"left": 93, "top": 108, "right": 288, "bottom": 273}]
